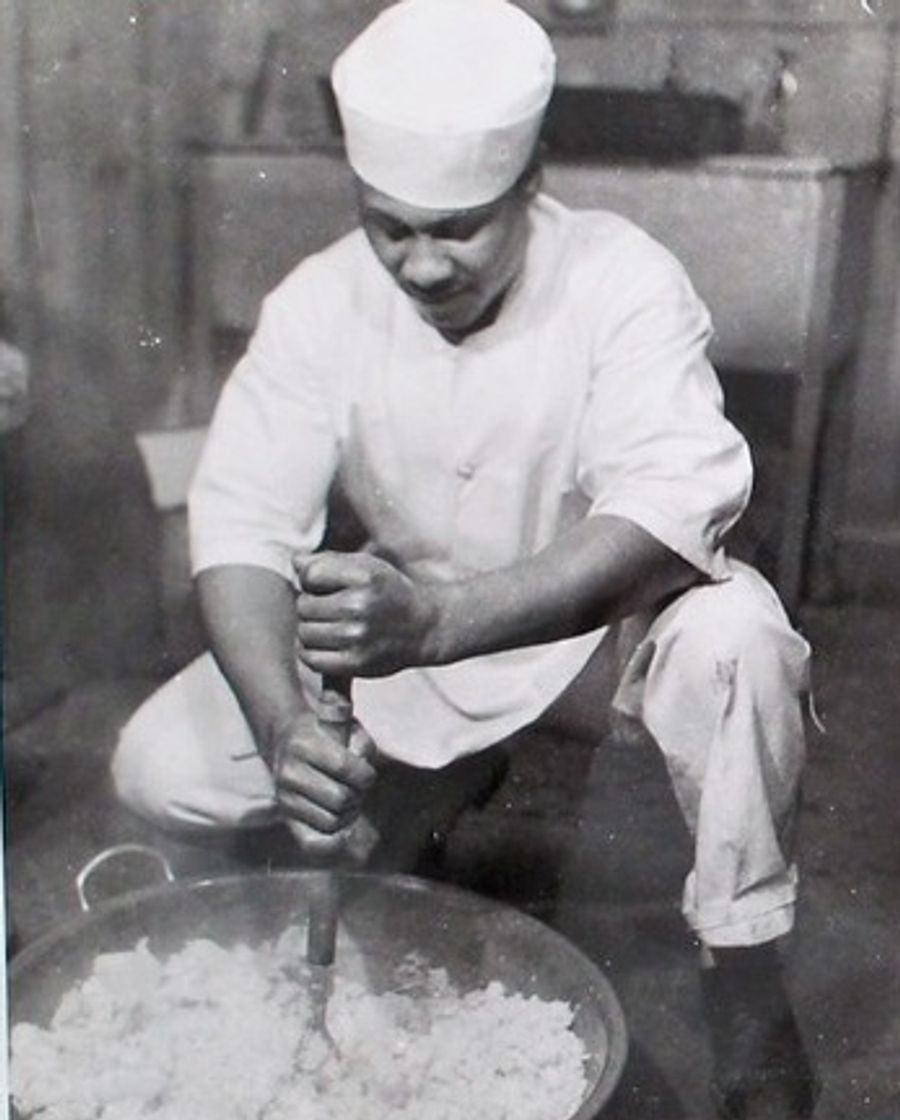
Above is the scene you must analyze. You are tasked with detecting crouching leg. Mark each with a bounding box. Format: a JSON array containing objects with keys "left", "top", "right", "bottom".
[
  {"left": 615, "top": 560, "right": 819, "bottom": 1118},
  {"left": 111, "top": 652, "right": 279, "bottom": 833}
]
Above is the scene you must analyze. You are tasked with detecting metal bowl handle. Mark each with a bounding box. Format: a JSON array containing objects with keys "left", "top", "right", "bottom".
[{"left": 76, "top": 844, "right": 176, "bottom": 912}]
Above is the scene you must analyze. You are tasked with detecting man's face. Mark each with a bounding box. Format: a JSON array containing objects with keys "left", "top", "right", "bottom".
[{"left": 357, "top": 176, "right": 534, "bottom": 341}]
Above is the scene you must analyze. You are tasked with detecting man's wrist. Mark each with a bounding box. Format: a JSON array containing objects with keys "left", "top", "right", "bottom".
[
  {"left": 249, "top": 693, "right": 309, "bottom": 770},
  {"left": 417, "top": 579, "right": 468, "bottom": 666}
]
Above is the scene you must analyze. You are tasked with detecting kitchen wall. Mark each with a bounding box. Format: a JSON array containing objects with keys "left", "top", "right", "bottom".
[{"left": 2, "top": 0, "right": 900, "bottom": 713}]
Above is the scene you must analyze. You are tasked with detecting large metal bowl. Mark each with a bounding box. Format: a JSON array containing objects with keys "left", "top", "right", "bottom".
[{"left": 9, "top": 870, "right": 628, "bottom": 1118}]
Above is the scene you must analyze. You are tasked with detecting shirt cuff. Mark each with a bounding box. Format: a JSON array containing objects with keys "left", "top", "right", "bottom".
[
  {"left": 190, "top": 541, "right": 298, "bottom": 586},
  {"left": 591, "top": 497, "right": 732, "bottom": 581}
]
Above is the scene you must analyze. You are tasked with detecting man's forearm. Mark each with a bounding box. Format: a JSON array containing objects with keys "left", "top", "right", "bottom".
[
  {"left": 196, "top": 564, "right": 306, "bottom": 761},
  {"left": 295, "top": 514, "right": 703, "bottom": 680},
  {"left": 424, "top": 514, "right": 701, "bottom": 665}
]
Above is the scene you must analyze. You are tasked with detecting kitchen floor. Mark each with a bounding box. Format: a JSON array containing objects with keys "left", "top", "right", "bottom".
[{"left": 5, "top": 601, "right": 900, "bottom": 1119}]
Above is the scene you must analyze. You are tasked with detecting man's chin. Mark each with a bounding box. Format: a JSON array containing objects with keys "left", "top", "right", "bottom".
[
  {"left": 416, "top": 300, "right": 475, "bottom": 334},
  {"left": 416, "top": 294, "right": 511, "bottom": 339}
]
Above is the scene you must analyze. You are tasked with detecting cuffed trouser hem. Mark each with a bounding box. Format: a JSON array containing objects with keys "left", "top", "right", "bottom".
[
  {"left": 688, "top": 900, "right": 795, "bottom": 949},
  {"left": 681, "top": 860, "right": 799, "bottom": 949}
]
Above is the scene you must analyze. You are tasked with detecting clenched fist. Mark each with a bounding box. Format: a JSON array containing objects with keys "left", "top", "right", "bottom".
[{"left": 294, "top": 551, "right": 440, "bottom": 678}]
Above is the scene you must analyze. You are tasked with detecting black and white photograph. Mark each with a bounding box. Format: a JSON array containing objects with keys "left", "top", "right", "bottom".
[{"left": 3, "top": 1, "right": 900, "bottom": 1117}]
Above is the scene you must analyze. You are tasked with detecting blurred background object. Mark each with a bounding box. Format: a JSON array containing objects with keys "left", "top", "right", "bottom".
[{"left": 0, "top": 334, "right": 30, "bottom": 435}]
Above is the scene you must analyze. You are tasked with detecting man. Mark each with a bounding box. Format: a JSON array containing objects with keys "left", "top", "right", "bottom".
[{"left": 113, "top": 1, "right": 818, "bottom": 1115}]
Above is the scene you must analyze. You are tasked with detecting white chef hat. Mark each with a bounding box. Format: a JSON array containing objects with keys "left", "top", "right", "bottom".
[{"left": 331, "top": 0, "right": 556, "bottom": 210}]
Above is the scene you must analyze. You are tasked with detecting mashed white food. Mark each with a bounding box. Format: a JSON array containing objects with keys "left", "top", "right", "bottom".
[{"left": 11, "top": 929, "right": 592, "bottom": 1120}]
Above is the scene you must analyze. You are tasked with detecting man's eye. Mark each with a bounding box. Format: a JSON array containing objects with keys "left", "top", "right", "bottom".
[
  {"left": 434, "top": 222, "right": 479, "bottom": 242},
  {"left": 379, "top": 223, "right": 408, "bottom": 242}
]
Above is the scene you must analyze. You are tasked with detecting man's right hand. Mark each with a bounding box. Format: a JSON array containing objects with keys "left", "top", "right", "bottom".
[
  {"left": 194, "top": 564, "right": 379, "bottom": 855},
  {"left": 270, "top": 710, "right": 376, "bottom": 838}
]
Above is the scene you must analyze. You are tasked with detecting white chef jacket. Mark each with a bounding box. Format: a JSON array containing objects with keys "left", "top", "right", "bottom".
[{"left": 189, "top": 194, "right": 752, "bottom": 767}]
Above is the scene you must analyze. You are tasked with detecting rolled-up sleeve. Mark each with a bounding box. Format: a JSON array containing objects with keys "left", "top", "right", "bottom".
[
  {"left": 576, "top": 235, "right": 752, "bottom": 578},
  {"left": 188, "top": 277, "right": 339, "bottom": 583}
]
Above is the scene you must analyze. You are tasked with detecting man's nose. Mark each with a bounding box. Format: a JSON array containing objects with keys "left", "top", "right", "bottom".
[{"left": 399, "top": 237, "right": 455, "bottom": 292}]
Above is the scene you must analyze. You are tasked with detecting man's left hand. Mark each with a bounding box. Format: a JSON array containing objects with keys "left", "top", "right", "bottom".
[{"left": 294, "top": 551, "right": 439, "bottom": 677}]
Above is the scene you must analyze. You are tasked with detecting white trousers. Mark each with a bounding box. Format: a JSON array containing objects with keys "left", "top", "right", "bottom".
[{"left": 112, "top": 562, "right": 810, "bottom": 949}]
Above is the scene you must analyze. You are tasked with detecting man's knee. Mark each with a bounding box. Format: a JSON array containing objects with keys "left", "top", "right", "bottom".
[
  {"left": 112, "top": 653, "right": 279, "bottom": 831},
  {"left": 652, "top": 570, "right": 810, "bottom": 699},
  {"left": 111, "top": 671, "right": 277, "bottom": 833},
  {"left": 111, "top": 722, "right": 217, "bottom": 831},
  {"left": 111, "top": 722, "right": 186, "bottom": 828}
]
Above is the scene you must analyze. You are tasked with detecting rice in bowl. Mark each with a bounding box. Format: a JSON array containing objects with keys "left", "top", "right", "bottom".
[{"left": 11, "top": 927, "right": 598, "bottom": 1120}]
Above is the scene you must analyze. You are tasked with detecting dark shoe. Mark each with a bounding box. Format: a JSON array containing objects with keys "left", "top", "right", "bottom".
[{"left": 701, "top": 945, "right": 821, "bottom": 1119}]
